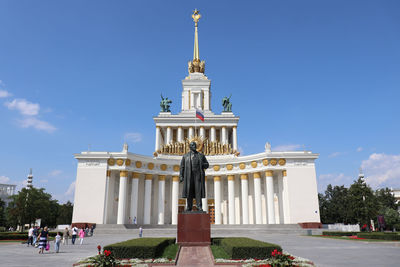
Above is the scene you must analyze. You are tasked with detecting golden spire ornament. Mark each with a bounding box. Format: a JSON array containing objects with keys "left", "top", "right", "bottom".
[{"left": 188, "top": 9, "right": 205, "bottom": 74}]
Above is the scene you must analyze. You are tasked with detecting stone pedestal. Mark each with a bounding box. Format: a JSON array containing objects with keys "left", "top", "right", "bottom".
[{"left": 177, "top": 212, "right": 210, "bottom": 246}]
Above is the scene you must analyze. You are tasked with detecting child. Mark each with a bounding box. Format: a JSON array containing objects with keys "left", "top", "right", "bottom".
[{"left": 54, "top": 232, "right": 61, "bottom": 253}]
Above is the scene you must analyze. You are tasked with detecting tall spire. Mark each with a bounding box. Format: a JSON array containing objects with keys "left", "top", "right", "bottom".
[
  {"left": 188, "top": 10, "right": 205, "bottom": 74},
  {"left": 192, "top": 9, "right": 201, "bottom": 61}
]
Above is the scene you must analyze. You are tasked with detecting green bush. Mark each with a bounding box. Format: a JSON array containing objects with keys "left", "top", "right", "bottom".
[
  {"left": 219, "top": 237, "right": 281, "bottom": 259},
  {"left": 0, "top": 233, "right": 27, "bottom": 240},
  {"left": 357, "top": 233, "right": 400, "bottom": 240},
  {"left": 104, "top": 238, "right": 176, "bottom": 259},
  {"left": 322, "top": 231, "right": 359, "bottom": 236},
  {"left": 0, "top": 227, "right": 6, "bottom": 232}
]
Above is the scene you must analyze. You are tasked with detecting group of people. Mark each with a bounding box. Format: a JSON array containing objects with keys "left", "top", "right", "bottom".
[{"left": 27, "top": 224, "right": 95, "bottom": 254}]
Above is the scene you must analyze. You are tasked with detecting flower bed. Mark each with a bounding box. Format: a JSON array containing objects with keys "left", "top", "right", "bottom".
[{"left": 321, "top": 231, "right": 359, "bottom": 236}]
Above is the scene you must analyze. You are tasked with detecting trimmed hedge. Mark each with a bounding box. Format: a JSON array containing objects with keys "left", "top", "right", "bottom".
[
  {"left": 357, "top": 233, "right": 400, "bottom": 240},
  {"left": 322, "top": 231, "right": 359, "bottom": 236},
  {"left": 0, "top": 231, "right": 58, "bottom": 240},
  {"left": 218, "top": 237, "right": 281, "bottom": 259},
  {"left": 104, "top": 238, "right": 176, "bottom": 259}
]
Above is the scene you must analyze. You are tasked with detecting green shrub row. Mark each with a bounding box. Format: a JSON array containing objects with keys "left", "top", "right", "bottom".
[
  {"left": 322, "top": 231, "right": 359, "bottom": 236},
  {"left": 357, "top": 233, "right": 400, "bottom": 240},
  {"left": 104, "top": 238, "right": 176, "bottom": 259},
  {"left": 0, "top": 232, "right": 58, "bottom": 240},
  {"left": 218, "top": 237, "right": 282, "bottom": 259}
]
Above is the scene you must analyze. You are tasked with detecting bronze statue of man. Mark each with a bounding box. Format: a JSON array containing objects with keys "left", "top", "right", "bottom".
[{"left": 179, "top": 141, "right": 209, "bottom": 211}]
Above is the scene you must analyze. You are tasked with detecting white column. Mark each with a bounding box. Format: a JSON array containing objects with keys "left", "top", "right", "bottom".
[
  {"left": 103, "top": 170, "right": 111, "bottom": 224},
  {"left": 117, "top": 171, "right": 128, "bottom": 224},
  {"left": 130, "top": 172, "right": 139, "bottom": 224},
  {"left": 282, "top": 170, "right": 291, "bottom": 224},
  {"left": 171, "top": 176, "right": 179, "bottom": 225},
  {"left": 166, "top": 127, "right": 172, "bottom": 143},
  {"left": 241, "top": 174, "right": 249, "bottom": 224},
  {"left": 155, "top": 127, "right": 161, "bottom": 151},
  {"left": 228, "top": 175, "right": 235, "bottom": 224},
  {"left": 202, "top": 177, "right": 208, "bottom": 212},
  {"left": 232, "top": 126, "right": 238, "bottom": 151},
  {"left": 265, "top": 170, "right": 275, "bottom": 224},
  {"left": 188, "top": 127, "right": 194, "bottom": 138},
  {"left": 199, "top": 126, "right": 205, "bottom": 138},
  {"left": 210, "top": 127, "right": 216, "bottom": 142},
  {"left": 144, "top": 174, "right": 152, "bottom": 224},
  {"left": 177, "top": 127, "right": 183, "bottom": 142},
  {"left": 214, "top": 176, "right": 222, "bottom": 224},
  {"left": 253, "top": 172, "right": 262, "bottom": 224},
  {"left": 190, "top": 92, "right": 194, "bottom": 109},
  {"left": 158, "top": 175, "right": 165, "bottom": 224},
  {"left": 204, "top": 91, "right": 210, "bottom": 110},
  {"left": 221, "top": 126, "right": 227, "bottom": 144}
]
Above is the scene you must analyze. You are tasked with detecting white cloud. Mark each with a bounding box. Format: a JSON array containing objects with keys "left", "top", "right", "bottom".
[
  {"left": 274, "top": 144, "right": 302, "bottom": 151},
  {"left": 317, "top": 173, "right": 354, "bottom": 192},
  {"left": 0, "top": 90, "right": 11, "bottom": 98},
  {"left": 5, "top": 98, "right": 40, "bottom": 116},
  {"left": 0, "top": 175, "right": 11, "bottom": 183},
  {"left": 17, "top": 117, "right": 57, "bottom": 133},
  {"left": 328, "top": 152, "right": 342, "bottom": 158},
  {"left": 361, "top": 153, "right": 400, "bottom": 188},
  {"left": 49, "top": 170, "right": 62, "bottom": 177},
  {"left": 65, "top": 181, "right": 75, "bottom": 196},
  {"left": 124, "top": 132, "right": 142, "bottom": 143},
  {"left": 357, "top": 147, "right": 363, "bottom": 152}
]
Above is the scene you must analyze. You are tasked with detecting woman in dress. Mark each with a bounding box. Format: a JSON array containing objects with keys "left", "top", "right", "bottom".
[
  {"left": 79, "top": 228, "right": 85, "bottom": 245},
  {"left": 37, "top": 226, "right": 49, "bottom": 254}
]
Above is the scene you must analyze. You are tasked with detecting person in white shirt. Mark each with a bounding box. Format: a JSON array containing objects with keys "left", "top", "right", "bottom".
[
  {"left": 27, "top": 227, "right": 34, "bottom": 246},
  {"left": 71, "top": 226, "right": 78, "bottom": 245}
]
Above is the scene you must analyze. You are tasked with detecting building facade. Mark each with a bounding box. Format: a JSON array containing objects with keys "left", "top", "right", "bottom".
[{"left": 72, "top": 11, "right": 321, "bottom": 225}]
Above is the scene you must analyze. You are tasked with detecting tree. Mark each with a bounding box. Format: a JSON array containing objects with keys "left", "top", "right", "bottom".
[
  {"left": 347, "top": 177, "right": 378, "bottom": 225},
  {"left": 6, "top": 187, "right": 60, "bottom": 229},
  {"left": 319, "top": 184, "right": 350, "bottom": 224},
  {"left": 0, "top": 198, "right": 6, "bottom": 226},
  {"left": 375, "top": 188, "right": 398, "bottom": 211},
  {"left": 56, "top": 201, "right": 73, "bottom": 225}
]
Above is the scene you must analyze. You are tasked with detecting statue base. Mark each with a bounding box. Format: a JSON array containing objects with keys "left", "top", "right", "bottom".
[{"left": 177, "top": 212, "right": 210, "bottom": 246}]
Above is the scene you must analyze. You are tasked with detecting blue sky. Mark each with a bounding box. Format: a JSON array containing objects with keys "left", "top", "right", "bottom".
[{"left": 0, "top": 0, "right": 399, "bottom": 203}]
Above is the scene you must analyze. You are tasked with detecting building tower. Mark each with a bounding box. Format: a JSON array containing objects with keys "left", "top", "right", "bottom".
[{"left": 26, "top": 168, "right": 33, "bottom": 189}]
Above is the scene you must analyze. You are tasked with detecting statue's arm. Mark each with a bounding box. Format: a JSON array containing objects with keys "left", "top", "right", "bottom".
[
  {"left": 202, "top": 154, "right": 209, "bottom": 169},
  {"left": 179, "top": 156, "right": 185, "bottom": 183}
]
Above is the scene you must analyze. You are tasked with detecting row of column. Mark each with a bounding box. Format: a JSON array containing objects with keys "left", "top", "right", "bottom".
[
  {"left": 104, "top": 169, "right": 287, "bottom": 225},
  {"left": 155, "top": 126, "right": 238, "bottom": 151}
]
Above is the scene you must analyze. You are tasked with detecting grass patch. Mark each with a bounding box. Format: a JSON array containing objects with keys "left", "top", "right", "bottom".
[
  {"left": 210, "top": 245, "right": 230, "bottom": 259},
  {"left": 161, "top": 243, "right": 179, "bottom": 260}
]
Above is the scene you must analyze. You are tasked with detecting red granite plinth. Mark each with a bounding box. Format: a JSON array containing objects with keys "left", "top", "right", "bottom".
[{"left": 177, "top": 212, "right": 210, "bottom": 246}]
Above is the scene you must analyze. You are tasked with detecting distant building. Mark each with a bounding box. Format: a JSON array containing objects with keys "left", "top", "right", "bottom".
[
  {"left": 0, "top": 183, "right": 16, "bottom": 207},
  {"left": 26, "top": 168, "right": 33, "bottom": 189}
]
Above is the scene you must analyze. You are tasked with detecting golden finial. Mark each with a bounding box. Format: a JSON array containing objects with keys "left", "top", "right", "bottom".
[{"left": 192, "top": 9, "right": 201, "bottom": 26}]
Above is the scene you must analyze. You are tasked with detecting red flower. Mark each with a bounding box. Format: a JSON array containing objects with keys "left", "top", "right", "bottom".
[{"left": 104, "top": 250, "right": 111, "bottom": 256}]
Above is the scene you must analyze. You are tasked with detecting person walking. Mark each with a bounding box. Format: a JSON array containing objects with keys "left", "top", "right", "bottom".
[
  {"left": 37, "top": 226, "right": 49, "bottom": 254},
  {"left": 27, "top": 226, "right": 34, "bottom": 246},
  {"left": 71, "top": 226, "right": 78, "bottom": 245},
  {"left": 54, "top": 232, "right": 61, "bottom": 253},
  {"left": 62, "top": 227, "right": 69, "bottom": 245},
  {"left": 79, "top": 228, "right": 85, "bottom": 245},
  {"left": 139, "top": 226, "right": 143, "bottom": 238},
  {"left": 33, "top": 226, "right": 38, "bottom": 246}
]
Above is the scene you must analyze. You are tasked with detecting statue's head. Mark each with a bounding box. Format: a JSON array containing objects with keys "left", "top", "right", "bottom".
[{"left": 189, "top": 141, "right": 197, "bottom": 152}]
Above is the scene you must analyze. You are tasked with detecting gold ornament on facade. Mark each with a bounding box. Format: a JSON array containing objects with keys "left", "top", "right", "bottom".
[
  {"left": 207, "top": 199, "right": 214, "bottom": 205},
  {"left": 240, "top": 174, "right": 248, "bottom": 180},
  {"left": 106, "top": 170, "right": 111, "bottom": 177},
  {"left": 172, "top": 176, "right": 180, "bottom": 182},
  {"left": 108, "top": 158, "right": 115, "bottom": 166},
  {"left": 132, "top": 172, "right": 140, "bottom": 178},
  {"left": 278, "top": 159, "right": 286, "bottom": 166},
  {"left": 253, "top": 172, "right": 261, "bottom": 179},
  {"left": 282, "top": 170, "right": 287, "bottom": 177},
  {"left": 251, "top": 161, "right": 258, "bottom": 168},
  {"left": 227, "top": 175, "right": 235, "bottom": 181},
  {"left": 226, "top": 164, "right": 233, "bottom": 170},
  {"left": 213, "top": 165, "right": 220, "bottom": 171},
  {"left": 120, "top": 171, "right": 128, "bottom": 177},
  {"left": 158, "top": 175, "right": 166, "bottom": 181},
  {"left": 265, "top": 170, "right": 273, "bottom": 177},
  {"left": 135, "top": 161, "right": 142, "bottom": 168},
  {"left": 145, "top": 174, "right": 152, "bottom": 180},
  {"left": 157, "top": 135, "right": 234, "bottom": 156},
  {"left": 270, "top": 159, "right": 278, "bottom": 166},
  {"left": 263, "top": 159, "right": 269, "bottom": 166},
  {"left": 214, "top": 176, "right": 221, "bottom": 181},
  {"left": 116, "top": 159, "right": 124, "bottom": 166},
  {"left": 125, "top": 159, "right": 131, "bottom": 166},
  {"left": 160, "top": 164, "right": 167, "bottom": 171},
  {"left": 173, "top": 165, "right": 180, "bottom": 172},
  {"left": 239, "top": 163, "right": 246, "bottom": 170},
  {"left": 148, "top": 163, "right": 154, "bottom": 170}
]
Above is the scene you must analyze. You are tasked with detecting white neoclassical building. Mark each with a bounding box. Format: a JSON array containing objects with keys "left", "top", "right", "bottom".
[{"left": 72, "top": 11, "right": 321, "bottom": 226}]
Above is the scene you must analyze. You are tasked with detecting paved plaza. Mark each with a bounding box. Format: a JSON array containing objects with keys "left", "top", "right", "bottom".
[{"left": 0, "top": 228, "right": 399, "bottom": 267}]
